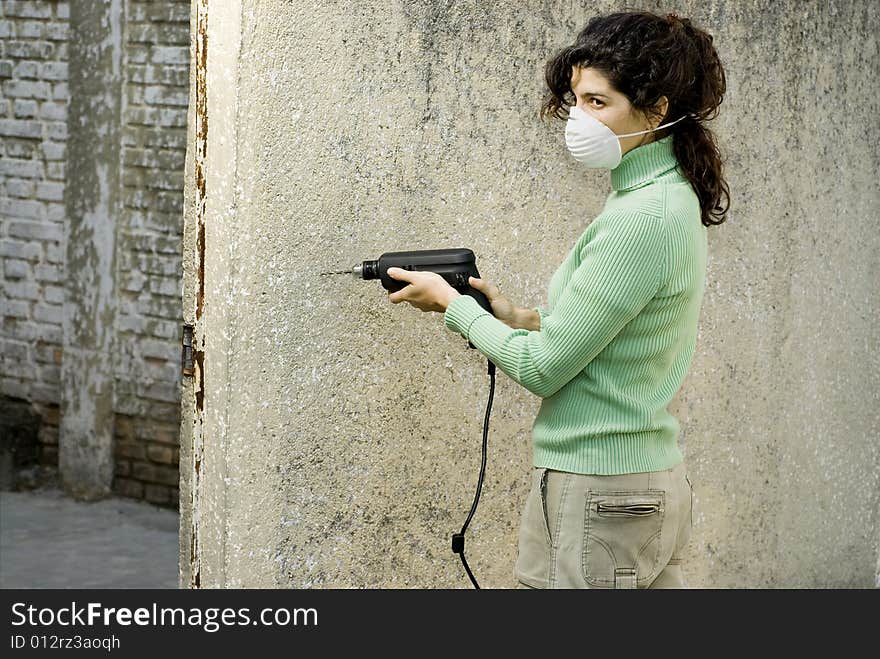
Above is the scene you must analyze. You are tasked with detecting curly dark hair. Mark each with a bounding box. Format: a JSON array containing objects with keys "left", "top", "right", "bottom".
[{"left": 542, "top": 10, "right": 729, "bottom": 227}]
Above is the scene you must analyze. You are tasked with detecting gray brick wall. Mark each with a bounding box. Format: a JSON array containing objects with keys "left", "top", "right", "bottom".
[
  {"left": 1, "top": 0, "right": 69, "bottom": 465},
  {"left": 1, "top": 0, "right": 190, "bottom": 508}
]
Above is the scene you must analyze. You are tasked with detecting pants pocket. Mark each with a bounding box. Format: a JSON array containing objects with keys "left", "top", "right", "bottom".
[
  {"left": 514, "top": 469, "right": 552, "bottom": 588},
  {"left": 582, "top": 489, "right": 665, "bottom": 588},
  {"left": 681, "top": 474, "right": 694, "bottom": 549}
]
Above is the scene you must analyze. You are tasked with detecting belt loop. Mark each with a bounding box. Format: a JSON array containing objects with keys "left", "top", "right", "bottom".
[{"left": 614, "top": 568, "right": 637, "bottom": 589}]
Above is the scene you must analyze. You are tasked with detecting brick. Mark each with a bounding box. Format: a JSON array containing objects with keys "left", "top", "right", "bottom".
[
  {"left": 144, "top": 85, "right": 188, "bottom": 107},
  {"left": 46, "top": 162, "right": 64, "bottom": 181},
  {"left": 5, "top": 178, "right": 34, "bottom": 197},
  {"left": 134, "top": 253, "right": 182, "bottom": 277},
  {"left": 51, "top": 82, "right": 67, "bottom": 101},
  {"left": 38, "top": 102, "right": 66, "bottom": 121},
  {"left": 46, "top": 121, "right": 66, "bottom": 140},
  {"left": 37, "top": 423, "right": 57, "bottom": 445},
  {"left": 4, "top": 41, "right": 53, "bottom": 60},
  {"left": 34, "top": 343, "right": 63, "bottom": 364},
  {"left": 0, "top": 377, "right": 30, "bottom": 399},
  {"left": 117, "top": 313, "right": 145, "bottom": 334},
  {"left": 0, "top": 157, "right": 43, "bottom": 178},
  {"left": 0, "top": 119, "right": 41, "bottom": 138},
  {"left": 138, "top": 381, "right": 180, "bottom": 404},
  {"left": 146, "top": 443, "right": 174, "bottom": 464},
  {"left": 126, "top": 84, "right": 144, "bottom": 105},
  {"left": 1, "top": 198, "right": 44, "bottom": 220},
  {"left": 56, "top": 2, "right": 69, "bottom": 20},
  {"left": 149, "top": 319, "right": 181, "bottom": 341},
  {"left": 32, "top": 302, "right": 61, "bottom": 324},
  {"left": 132, "top": 461, "right": 157, "bottom": 482},
  {"left": 3, "top": 139, "right": 38, "bottom": 158},
  {"left": 144, "top": 484, "right": 170, "bottom": 505},
  {"left": 38, "top": 324, "right": 62, "bottom": 344},
  {"left": 0, "top": 239, "right": 41, "bottom": 260},
  {"left": 44, "top": 241, "right": 63, "bottom": 264},
  {"left": 135, "top": 294, "right": 181, "bottom": 319},
  {"left": 128, "top": 45, "right": 150, "bottom": 65},
  {"left": 43, "top": 285, "right": 63, "bottom": 304},
  {"left": 1, "top": 339, "right": 29, "bottom": 360},
  {"left": 41, "top": 141, "right": 64, "bottom": 160},
  {"left": 3, "top": 319, "right": 60, "bottom": 344},
  {"left": 4, "top": 258, "right": 31, "bottom": 279},
  {"left": 2, "top": 299, "right": 30, "bottom": 318},
  {"left": 0, "top": 22, "right": 13, "bottom": 39},
  {"left": 148, "top": 4, "right": 190, "bottom": 23},
  {"left": 3, "top": 79, "right": 51, "bottom": 100},
  {"left": 115, "top": 460, "right": 131, "bottom": 477},
  {"left": 126, "top": 231, "right": 182, "bottom": 255},
  {"left": 139, "top": 337, "right": 178, "bottom": 361},
  {"left": 125, "top": 106, "right": 156, "bottom": 126},
  {"left": 43, "top": 404, "right": 60, "bottom": 425},
  {"left": 30, "top": 383, "right": 58, "bottom": 404},
  {"left": 148, "top": 276, "right": 180, "bottom": 298},
  {"left": 152, "top": 464, "right": 179, "bottom": 486},
  {"left": 130, "top": 22, "right": 189, "bottom": 46},
  {"left": 4, "top": 2, "right": 53, "bottom": 19},
  {"left": 12, "top": 60, "right": 39, "bottom": 79},
  {"left": 157, "top": 107, "right": 187, "bottom": 128},
  {"left": 114, "top": 413, "right": 134, "bottom": 438},
  {"left": 12, "top": 99, "right": 38, "bottom": 118},
  {"left": 45, "top": 202, "right": 64, "bottom": 220},
  {"left": 9, "top": 221, "right": 62, "bottom": 242},
  {"left": 4, "top": 279, "right": 40, "bottom": 300},
  {"left": 150, "top": 46, "right": 188, "bottom": 66},
  {"left": 142, "top": 127, "right": 186, "bottom": 149},
  {"left": 121, "top": 269, "right": 146, "bottom": 292},
  {"left": 38, "top": 363, "right": 59, "bottom": 383},
  {"left": 34, "top": 263, "right": 61, "bottom": 283},
  {"left": 115, "top": 439, "right": 146, "bottom": 461},
  {"left": 45, "top": 23, "right": 67, "bottom": 42},
  {"left": 36, "top": 181, "right": 63, "bottom": 201},
  {"left": 39, "top": 444, "right": 57, "bottom": 466},
  {"left": 113, "top": 477, "right": 144, "bottom": 499},
  {"left": 15, "top": 21, "right": 43, "bottom": 38}
]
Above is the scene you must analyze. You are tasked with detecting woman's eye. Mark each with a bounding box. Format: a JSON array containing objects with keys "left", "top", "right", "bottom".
[{"left": 589, "top": 98, "right": 604, "bottom": 107}]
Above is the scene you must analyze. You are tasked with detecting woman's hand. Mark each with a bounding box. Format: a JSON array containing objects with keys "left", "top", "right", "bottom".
[
  {"left": 467, "top": 276, "right": 522, "bottom": 328},
  {"left": 387, "top": 267, "right": 461, "bottom": 313}
]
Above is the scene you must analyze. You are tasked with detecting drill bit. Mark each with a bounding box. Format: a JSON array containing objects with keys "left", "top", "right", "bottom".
[{"left": 321, "top": 264, "right": 364, "bottom": 278}]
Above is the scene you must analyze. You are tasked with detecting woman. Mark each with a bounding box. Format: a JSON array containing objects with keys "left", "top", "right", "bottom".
[{"left": 387, "top": 10, "right": 728, "bottom": 588}]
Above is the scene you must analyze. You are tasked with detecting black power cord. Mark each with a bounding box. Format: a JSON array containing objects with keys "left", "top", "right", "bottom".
[{"left": 451, "top": 359, "right": 496, "bottom": 589}]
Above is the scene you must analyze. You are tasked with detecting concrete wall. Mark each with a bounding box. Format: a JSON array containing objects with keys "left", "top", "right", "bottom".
[
  {"left": 1, "top": 1, "right": 189, "bottom": 505},
  {"left": 180, "top": 0, "right": 880, "bottom": 588}
]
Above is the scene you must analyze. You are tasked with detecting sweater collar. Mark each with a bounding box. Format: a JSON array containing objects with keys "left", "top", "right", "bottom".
[{"left": 610, "top": 134, "right": 679, "bottom": 191}]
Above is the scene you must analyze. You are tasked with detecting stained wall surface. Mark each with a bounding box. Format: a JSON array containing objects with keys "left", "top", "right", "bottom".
[{"left": 180, "top": 0, "right": 880, "bottom": 588}]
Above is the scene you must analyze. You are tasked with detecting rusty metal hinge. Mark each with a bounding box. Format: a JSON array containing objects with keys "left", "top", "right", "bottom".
[{"left": 181, "top": 323, "right": 194, "bottom": 377}]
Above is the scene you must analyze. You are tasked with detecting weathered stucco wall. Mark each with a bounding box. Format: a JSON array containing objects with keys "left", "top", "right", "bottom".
[{"left": 180, "top": 0, "right": 880, "bottom": 588}]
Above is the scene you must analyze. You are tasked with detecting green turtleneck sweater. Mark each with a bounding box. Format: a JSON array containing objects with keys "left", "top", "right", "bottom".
[{"left": 443, "top": 135, "right": 708, "bottom": 475}]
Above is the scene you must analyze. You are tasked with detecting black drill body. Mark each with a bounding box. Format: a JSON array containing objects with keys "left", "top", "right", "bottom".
[{"left": 359, "top": 248, "right": 495, "bottom": 318}]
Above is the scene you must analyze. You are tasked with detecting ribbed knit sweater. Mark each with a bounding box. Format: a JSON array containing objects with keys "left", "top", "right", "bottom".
[{"left": 444, "top": 134, "right": 708, "bottom": 475}]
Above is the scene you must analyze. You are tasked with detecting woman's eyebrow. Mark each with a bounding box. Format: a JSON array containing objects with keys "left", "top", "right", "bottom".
[{"left": 579, "top": 91, "right": 610, "bottom": 99}]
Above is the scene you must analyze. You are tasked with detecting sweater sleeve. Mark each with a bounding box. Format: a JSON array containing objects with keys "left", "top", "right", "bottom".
[
  {"left": 444, "top": 211, "right": 666, "bottom": 398},
  {"left": 534, "top": 306, "right": 549, "bottom": 330}
]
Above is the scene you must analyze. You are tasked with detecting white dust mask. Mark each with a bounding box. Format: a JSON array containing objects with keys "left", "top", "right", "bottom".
[{"left": 564, "top": 105, "right": 690, "bottom": 169}]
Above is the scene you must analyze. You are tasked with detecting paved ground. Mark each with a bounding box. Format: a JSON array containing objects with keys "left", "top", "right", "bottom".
[{"left": 0, "top": 486, "right": 180, "bottom": 589}]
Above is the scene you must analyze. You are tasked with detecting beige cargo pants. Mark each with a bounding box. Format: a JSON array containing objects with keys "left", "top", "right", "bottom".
[{"left": 515, "top": 461, "right": 694, "bottom": 589}]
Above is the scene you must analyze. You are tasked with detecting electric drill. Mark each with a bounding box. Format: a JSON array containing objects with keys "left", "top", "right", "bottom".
[{"left": 331, "top": 248, "right": 495, "bottom": 349}]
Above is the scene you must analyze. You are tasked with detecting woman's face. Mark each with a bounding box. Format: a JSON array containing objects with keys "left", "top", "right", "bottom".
[{"left": 569, "top": 66, "right": 667, "bottom": 157}]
